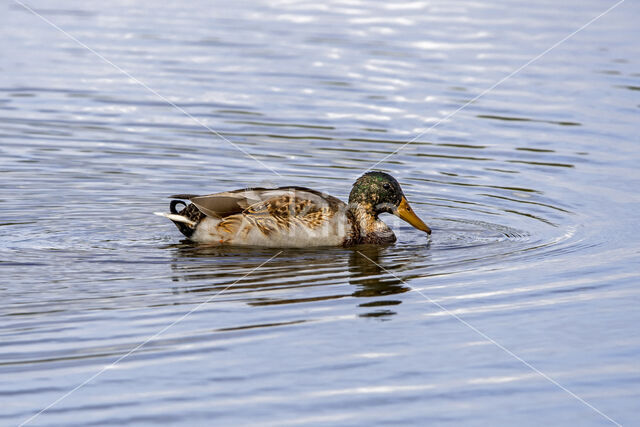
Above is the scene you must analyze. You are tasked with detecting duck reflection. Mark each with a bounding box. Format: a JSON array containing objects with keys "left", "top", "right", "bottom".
[
  {"left": 166, "top": 241, "right": 420, "bottom": 318},
  {"left": 167, "top": 242, "right": 353, "bottom": 305},
  {"left": 348, "top": 246, "right": 410, "bottom": 319}
]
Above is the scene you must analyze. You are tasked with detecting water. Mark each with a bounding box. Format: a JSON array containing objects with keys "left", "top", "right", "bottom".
[{"left": 1, "top": 0, "right": 639, "bottom": 425}]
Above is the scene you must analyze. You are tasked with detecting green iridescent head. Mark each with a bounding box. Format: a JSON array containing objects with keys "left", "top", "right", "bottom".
[
  {"left": 348, "top": 171, "right": 431, "bottom": 234},
  {"left": 349, "top": 171, "right": 403, "bottom": 213}
]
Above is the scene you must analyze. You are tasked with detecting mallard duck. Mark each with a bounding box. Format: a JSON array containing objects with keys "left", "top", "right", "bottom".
[{"left": 155, "top": 171, "right": 431, "bottom": 247}]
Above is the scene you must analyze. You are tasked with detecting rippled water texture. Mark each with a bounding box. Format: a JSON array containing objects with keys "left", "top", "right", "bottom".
[{"left": 1, "top": 0, "right": 639, "bottom": 425}]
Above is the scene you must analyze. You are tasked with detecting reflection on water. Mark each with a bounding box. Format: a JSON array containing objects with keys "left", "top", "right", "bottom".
[
  {"left": 349, "top": 247, "right": 410, "bottom": 318},
  {"left": 168, "top": 243, "right": 412, "bottom": 317},
  {"left": 1, "top": 0, "right": 639, "bottom": 425}
]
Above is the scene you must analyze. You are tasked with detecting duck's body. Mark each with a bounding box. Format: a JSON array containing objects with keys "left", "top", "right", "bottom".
[{"left": 156, "top": 172, "right": 430, "bottom": 247}]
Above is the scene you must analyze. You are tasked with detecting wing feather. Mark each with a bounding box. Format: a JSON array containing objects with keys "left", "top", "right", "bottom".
[
  {"left": 186, "top": 189, "right": 266, "bottom": 218},
  {"left": 242, "top": 189, "right": 344, "bottom": 235}
]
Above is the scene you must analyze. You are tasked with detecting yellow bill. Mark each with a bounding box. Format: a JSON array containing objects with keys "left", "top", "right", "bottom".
[{"left": 395, "top": 196, "right": 431, "bottom": 235}]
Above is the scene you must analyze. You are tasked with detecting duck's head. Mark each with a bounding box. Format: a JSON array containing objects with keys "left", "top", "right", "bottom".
[{"left": 349, "top": 171, "right": 431, "bottom": 235}]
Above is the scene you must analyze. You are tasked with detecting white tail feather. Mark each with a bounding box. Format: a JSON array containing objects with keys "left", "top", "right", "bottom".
[{"left": 154, "top": 212, "right": 196, "bottom": 226}]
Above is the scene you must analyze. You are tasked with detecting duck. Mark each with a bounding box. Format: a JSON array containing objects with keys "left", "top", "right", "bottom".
[{"left": 155, "top": 171, "right": 431, "bottom": 247}]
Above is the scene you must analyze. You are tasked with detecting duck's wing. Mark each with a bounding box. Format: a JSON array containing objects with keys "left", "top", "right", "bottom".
[
  {"left": 170, "top": 188, "right": 268, "bottom": 219},
  {"left": 172, "top": 187, "right": 345, "bottom": 220},
  {"left": 238, "top": 187, "right": 346, "bottom": 236}
]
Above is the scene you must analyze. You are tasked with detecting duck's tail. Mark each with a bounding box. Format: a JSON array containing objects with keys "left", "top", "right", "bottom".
[{"left": 154, "top": 199, "right": 204, "bottom": 238}]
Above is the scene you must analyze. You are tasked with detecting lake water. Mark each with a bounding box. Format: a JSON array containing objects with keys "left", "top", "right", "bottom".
[{"left": 1, "top": 0, "right": 639, "bottom": 425}]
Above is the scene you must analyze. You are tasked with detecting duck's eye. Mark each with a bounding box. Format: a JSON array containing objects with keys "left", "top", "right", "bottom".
[{"left": 382, "top": 183, "right": 391, "bottom": 190}]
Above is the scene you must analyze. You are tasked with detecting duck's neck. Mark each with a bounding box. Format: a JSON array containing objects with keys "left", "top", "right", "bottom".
[{"left": 348, "top": 203, "right": 396, "bottom": 244}]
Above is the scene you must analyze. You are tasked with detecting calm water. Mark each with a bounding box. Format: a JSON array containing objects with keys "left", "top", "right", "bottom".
[{"left": 1, "top": 0, "right": 639, "bottom": 425}]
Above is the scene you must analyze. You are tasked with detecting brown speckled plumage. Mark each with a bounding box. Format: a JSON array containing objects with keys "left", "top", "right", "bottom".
[{"left": 243, "top": 194, "right": 337, "bottom": 235}]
